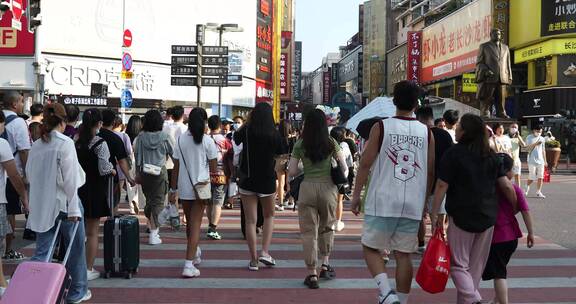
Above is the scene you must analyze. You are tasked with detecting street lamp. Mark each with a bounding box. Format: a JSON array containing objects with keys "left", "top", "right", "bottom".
[{"left": 205, "top": 23, "right": 244, "bottom": 118}]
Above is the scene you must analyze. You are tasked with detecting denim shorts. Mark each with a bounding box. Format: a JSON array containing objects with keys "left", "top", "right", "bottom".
[{"left": 362, "top": 215, "right": 420, "bottom": 253}]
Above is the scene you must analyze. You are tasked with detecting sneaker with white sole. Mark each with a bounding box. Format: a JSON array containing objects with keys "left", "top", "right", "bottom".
[
  {"left": 525, "top": 186, "right": 530, "bottom": 196},
  {"left": 86, "top": 268, "right": 100, "bottom": 281},
  {"left": 536, "top": 191, "right": 546, "bottom": 198},
  {"left": 182, "top": 265, "right": 201, "bottom": 278},
  {"left": 335, "top": 220, "right": 345, "bottom": 232},
  {"left": 207, "top": 230, "right": 222, "bottom": 240},
  {"left": 193, "top": 247, "right": 202, "bottom": 265},
  {"left": 258, "top": 255, "right": 276, "bottom": 266},
  {"left": 149, "top": 232, "right": 162, "bottom": 245},
  {"left": 248, "top": 260, "right": 259, "bottom": 271},
  {"left": 275, "top": 204, "right": 284, "bottom": 211},
  {"left": 70, "top": 289, "right": 92, "bottom": 303},
  {"left": 378, "top": 290, "right": 401, "bottom": 304}
]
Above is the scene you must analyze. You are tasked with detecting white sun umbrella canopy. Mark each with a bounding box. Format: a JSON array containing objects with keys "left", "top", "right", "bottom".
[{"left": 346, "top": 97, "right": 397, "bottom": 133}]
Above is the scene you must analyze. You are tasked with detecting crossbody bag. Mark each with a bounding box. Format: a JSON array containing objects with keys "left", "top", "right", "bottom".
[{"left": 177, "top": 136, "right": 211, "bottom": 200}]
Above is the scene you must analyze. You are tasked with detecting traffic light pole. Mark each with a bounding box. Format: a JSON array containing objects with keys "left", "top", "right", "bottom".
[{"left": 197, "top": 38, "right": 203, "bottom": 108}]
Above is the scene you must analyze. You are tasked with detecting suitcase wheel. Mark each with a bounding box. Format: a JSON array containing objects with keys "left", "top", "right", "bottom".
[{"left": 103, "top": 272, "right": 111, "bottom": 279}]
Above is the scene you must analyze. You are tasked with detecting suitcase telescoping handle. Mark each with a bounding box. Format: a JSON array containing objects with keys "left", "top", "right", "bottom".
[
  {"left": 45, "top": 219, "right": 80, "bottom": 266},
  {"left": 108, "top": 175, "right": 115, "bottom": 218}
]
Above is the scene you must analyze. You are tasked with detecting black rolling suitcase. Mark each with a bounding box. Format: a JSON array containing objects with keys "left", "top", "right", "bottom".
[{"left": 103, "top": 177, "right": 139, "bottom": 279}]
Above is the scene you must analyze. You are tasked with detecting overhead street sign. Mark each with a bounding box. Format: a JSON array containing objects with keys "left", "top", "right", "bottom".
[
  {"left": 202, "top": 46, "right": 228, "bottom": 56},
  {"left": 11, "top": 0, "right": 23, "bottom": 30},
  {"left": 171, "top": 77, "right": 198, "bottom": 86},
  {"left": 171, "top": 66, "right": 198, "bottom": 76},
  {"left": 202, "top": 56, "right": 228, "bottom": 66},
  {"left": 171, "top": 45, "right": 198, "bottom": 55},
  {"left": 172, "top": 56, "right": 198, "bottom": 65},
  {"left": 201, "top": 77, "right": 228, "bottom": 87},
  {"left": 202, "top": 67, "right": 228, "bottom": 77}
]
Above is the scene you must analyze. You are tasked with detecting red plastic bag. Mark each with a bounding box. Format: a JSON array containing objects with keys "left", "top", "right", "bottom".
[
  {"left": 543, "top": 166, "right": 551, "bottom": 183},
  {"left": 416, "top": 229, "right": 451, "bottom": 294}
]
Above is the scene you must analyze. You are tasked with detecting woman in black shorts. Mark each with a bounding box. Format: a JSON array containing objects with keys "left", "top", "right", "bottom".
[{"left": 76, "top": 108, "right": 116, "bottom": 281}]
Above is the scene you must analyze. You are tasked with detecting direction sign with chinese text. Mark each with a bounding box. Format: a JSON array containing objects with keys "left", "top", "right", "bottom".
[
  {"left": 202, "top": 56, "right": 228, "bottom": 66},
  {"left": 202, "top": 77, "right": 228, "bottom": 87},
  {"left": 171, "top": 77, "right": 198, "bottom": 86},
  {"left": 172, "top": 56, "right": 198, "bottom": 65}
]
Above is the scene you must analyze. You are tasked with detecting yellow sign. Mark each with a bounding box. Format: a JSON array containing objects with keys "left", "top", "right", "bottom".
[
  {"left": 515, "top": 38, "right": 576, "bottom": 63},
  {"left": 462, "top": 73, "right": 477, "bottom": 93},
  {"left": 121, "top": 71, "right": 133, "bottom": 79}
]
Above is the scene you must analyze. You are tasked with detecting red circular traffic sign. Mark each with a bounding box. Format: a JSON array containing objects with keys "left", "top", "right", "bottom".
[{"left": 123, "top": 29, "right": 133, "bottom": 48}]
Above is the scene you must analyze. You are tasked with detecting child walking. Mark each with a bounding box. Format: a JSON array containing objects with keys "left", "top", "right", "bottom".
[{"left": 482, "top": 153, "right": 535, "bottom": 304}]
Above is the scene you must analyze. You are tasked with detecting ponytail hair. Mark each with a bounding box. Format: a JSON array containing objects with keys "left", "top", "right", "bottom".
[
  {"left": 188, "top": 107, "right": 207, "bottom": 144},
  {"left": 77, "top": 108, "right": 102, "bottom": 148},
  {"left": 41, "top": 104, "right": 67, "bottom": 143}
]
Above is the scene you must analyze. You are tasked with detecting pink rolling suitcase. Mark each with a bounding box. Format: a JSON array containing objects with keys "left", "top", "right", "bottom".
[{"left": 2, "top": 220, "right": 80, "bottom": 304}]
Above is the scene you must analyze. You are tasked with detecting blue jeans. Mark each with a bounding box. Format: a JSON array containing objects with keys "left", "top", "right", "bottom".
[{"left": 31, "top": 212, "right": 88, "bottom": 302}]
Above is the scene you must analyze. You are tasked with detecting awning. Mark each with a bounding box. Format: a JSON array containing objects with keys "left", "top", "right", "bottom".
[{"left": 519, "top": 87, "right": 576, "bottom": 118}]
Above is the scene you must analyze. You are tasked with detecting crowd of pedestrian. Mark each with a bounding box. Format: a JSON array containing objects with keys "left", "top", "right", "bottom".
[{"left": 0, "top": 85, "right": 542, "bottom": 303}]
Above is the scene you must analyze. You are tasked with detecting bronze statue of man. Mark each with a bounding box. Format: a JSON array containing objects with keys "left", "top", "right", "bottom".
[{"left": 475, "top": 29, "right": 513, "bottom": 118}]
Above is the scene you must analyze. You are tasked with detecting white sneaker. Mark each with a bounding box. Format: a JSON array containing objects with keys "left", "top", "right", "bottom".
[
  {"left": 149, "top": 231, "right": 162, "bottom": 245},
  {"left": 193, "top": 247, "right": 202, "bottom": 265},
  {"left": 182, "top": 265, "right": 201, "bottom": 278},
  {"left": 335, "top": 220, "right": 345, "bottom": 232},
  {"left": 525, "top": 186, "right": 530, "bottom": 196},
  {"left": 275, "top": 204, "right": 284, "bottom": 211},
  {"left": 378, "top": 290, "right": 401, "bottom": 304},
  {"left": 284, "top": 201, "right": 295, "bottom": 209},
  {"left": 70, "top": 289, "right": 92, "bottom": 303},
  {"left": 86, "top": 268, "right": 100, "bottom": 281},
  {"left": 536, "top": 191, "right": 546, "bottom": 198},
  {"left": 0, "top": 287, "right": 6, "bottom": 297}
]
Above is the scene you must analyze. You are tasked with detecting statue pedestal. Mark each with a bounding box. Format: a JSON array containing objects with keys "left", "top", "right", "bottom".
[{"left": 483, "top": 117, "right": 517, "bottom": 127}]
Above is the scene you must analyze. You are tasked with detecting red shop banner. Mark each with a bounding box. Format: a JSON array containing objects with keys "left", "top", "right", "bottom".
[
  {"left": 420, "top": 0, "right": 492, "bottom": 83},
  {"left": 0, "top": 1, "right": 35, "bottom": 56},
  {"left": 256, "top": 80, "right": 273, "bottom": 105},
  {"left": 407, "top": 31, "right": 422, "bottom": 84}
]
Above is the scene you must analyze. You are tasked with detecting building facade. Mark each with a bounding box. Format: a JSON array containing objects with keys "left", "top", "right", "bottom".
[{"left": 0, "top": 0, "right": 260, "bottom": 118}]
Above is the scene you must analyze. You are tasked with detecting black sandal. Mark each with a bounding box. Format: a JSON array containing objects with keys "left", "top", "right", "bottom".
[
  {"left": 303, "top": 275, "right": 319, "bottom": 289},
  {"left": 319, "top": 264, "right": 336, "bottom": 280}
]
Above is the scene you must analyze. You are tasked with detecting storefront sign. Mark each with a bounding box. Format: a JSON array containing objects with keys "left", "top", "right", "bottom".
[
  {"left": 280, "top": 52, "right": 289, "bottom": 98},
  {"left": 256, "top": 80, "right": 273, "bottom": 104},
  {"left": 407, "top": 31, "right": 422, "bottom": 84},
  {"left": 542, "top": 0, "right": 576, "bottom": 37},
  {"left": 421, "top": 0, "right": 492, "bottom": 83},
  {"left": 0, "top": 1, "right": 35, "bottom": 56},
  {"left": 323, "top": 70, "right": 331, "bottom": 103},
  {"left": 256, "top": 0, "right": 273, "bottom": 83},
  {"left": 519, "top": 88, "right": 576, "bottom": 117},
  {"left": 462, "top": 73, "right": 477, "bottom": 93},
  {"left": 62, "top": 96, "right": 108, "bottom": 106},
  {"left": 293, "top": 41, "right": 302, "bottom": 100},
  {"left": 515, "top": 38, "right": 576, "bottom": 63},
  {"left": 386, "top": 43, "right": 407, "bottom": 95},
  {"left": 492, "top": 0, "right": 509, "bottom": 44}
]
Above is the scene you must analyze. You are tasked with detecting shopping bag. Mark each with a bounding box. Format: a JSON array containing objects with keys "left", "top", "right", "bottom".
[
  {"left": 416, "top": 228, "right": 451, "bottom": 294},
  {"left": 543, "top": 166, "right": 551, "bottom": 183}
]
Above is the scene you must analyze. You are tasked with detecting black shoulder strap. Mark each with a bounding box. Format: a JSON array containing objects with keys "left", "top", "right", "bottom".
[
  {"left": 378, "top": 120, "right": 384, "bottom": 153},
  {"left": 5, "top": 115, "right": 18, "bottom": 125}
]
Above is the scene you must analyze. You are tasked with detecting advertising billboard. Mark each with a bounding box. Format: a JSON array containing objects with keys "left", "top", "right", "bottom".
[
  {"left": 541, "top": 0, "right": 576, "bottom": 37},
  {"left": 421, "top": 0, "right": 492, "bottom": 83},
  {"left": 407, "top": 31, "right": 422, "bottom": 84},
  {"left": 293, "top": 41, "right": 302, "bottom": 100},
  {"left": 0, "top": 0, "right": 34, "bottom": 56}
]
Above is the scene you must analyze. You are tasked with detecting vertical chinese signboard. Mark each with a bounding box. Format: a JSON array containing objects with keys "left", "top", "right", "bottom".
[
  {"left": 407, "top": 31, "right": 422, "bottom": 84},
  {"left": 492, "top": 0, "right": 509, "bottom": 44},
  {"left": 323, "top": 69, "right": 331, "bottom": 104},
  {"left": 541, "top": 0, "right": 576, "bottom": 37},
  {"left": 256, "top": 0, "right": 273, "bottom": 104},
  {"left": 280, "top": 52, "right": 289, "bottom": 98},
  {"left": 421, "top": 0, "right": 492, "bottom": 83},
  {"left": 293, "top": 41, "right": 302, "bottom": 100}
]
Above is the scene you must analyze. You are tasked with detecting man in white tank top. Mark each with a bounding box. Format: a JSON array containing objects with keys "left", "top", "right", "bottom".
[{"left": 351, "top": 81, "right": 435, "bottom": 304}]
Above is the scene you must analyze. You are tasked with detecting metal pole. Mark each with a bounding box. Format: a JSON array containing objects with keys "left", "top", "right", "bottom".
[
  {"left": 218, "top": 27, "right": 223, "bottom": 118},
  {"left": 121, "top": 0, "right": 126, "bottom": 122},
  {"left": 197, "top": 86, "right": 201, "bottom": 108}
]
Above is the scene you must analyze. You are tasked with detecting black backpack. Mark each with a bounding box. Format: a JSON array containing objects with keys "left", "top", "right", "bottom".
[{"left": 0, "top": 114, "right": 21, "bottom": 155}]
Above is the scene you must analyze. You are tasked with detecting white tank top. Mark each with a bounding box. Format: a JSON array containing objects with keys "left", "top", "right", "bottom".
[{"left": 364, "top": 117, "right": 429, "bottom": 220}]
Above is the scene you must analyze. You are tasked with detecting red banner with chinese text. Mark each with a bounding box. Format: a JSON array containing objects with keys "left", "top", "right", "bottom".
[{"left": 407, "top": 31, "right": 422, "bottom": 84}]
